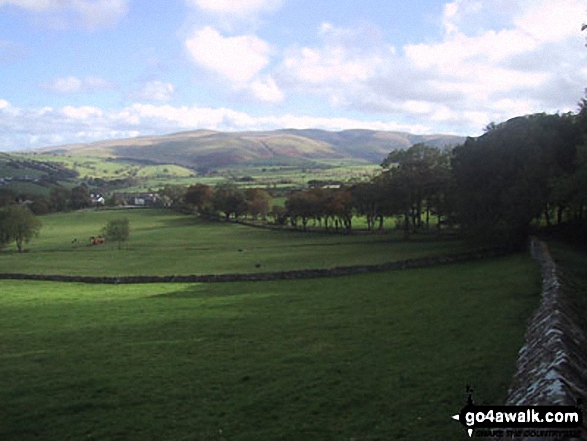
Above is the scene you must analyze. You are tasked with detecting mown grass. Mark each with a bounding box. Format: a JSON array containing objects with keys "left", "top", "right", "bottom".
[
  {"left": 0, "top": 254, "right": 540, "bottom": 440},
  {"left": 0, "top": 209, "right": 470, "bottom": 277}
]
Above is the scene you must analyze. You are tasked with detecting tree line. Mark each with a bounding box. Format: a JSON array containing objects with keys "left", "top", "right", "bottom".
[
  {"left": 0, "top": 184, "right": 104, "bottom": 215},
  {"left": 160, "top": 183, "right": 273, "bottom": 221},
  {"left": 344, "top": 110, "right": 587, "bottom": 248},
  {"left": 163, "top": 108, "right": 587, "bottom": 249}
]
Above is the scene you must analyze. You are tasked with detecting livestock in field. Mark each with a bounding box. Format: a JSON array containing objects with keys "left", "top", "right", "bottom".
[{"left": 90, "top": 236, "right": 106, "bottom": 245}]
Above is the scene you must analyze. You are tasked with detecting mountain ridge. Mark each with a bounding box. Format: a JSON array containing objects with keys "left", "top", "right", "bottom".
[{"left": 37, "top": 129, "right": 466, "bottom": 171}]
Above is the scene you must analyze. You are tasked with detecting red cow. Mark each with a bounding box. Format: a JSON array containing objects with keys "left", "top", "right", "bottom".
[{"left": 90, "top": 236, "right": 106, "bottom": 245}]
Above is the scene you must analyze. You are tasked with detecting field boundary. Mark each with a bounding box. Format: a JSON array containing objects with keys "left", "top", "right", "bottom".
[
  {"left": 233, "top": 217, "right": 460, "bottom": 237},
  {"left": 0, "top": 247, "right": 509, "bottom": 284},
  {"left": 505, "top": 239, "right": 587, "bottom": 407}
]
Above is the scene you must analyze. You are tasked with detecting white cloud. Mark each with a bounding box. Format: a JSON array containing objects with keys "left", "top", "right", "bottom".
[
  {"left": 404, "top": 29, "right": 538, "bottom": 69},
  {"left": 0, "top": 0, "right": 58, "bottom": 12},
  {"left": 278, "top": 1, "right": 587, "bottom": 135},
  {"left": 129, "top": 81, "right": 175, "bottom": 102},
  {"left": 0, "top": 0, "right": 129, "bottom": 29},
  {"left": 399, "top": 0, "right": 586, "bottom": 119},
  {"left": 249, "top": 75, "right": 284, "bottom": 102},
  {"left": 185, "top": 0, "right": 283, "bottom": 32},
  {"left": 513, "top": 0, "right": 585, "bottom": 43},
  {"left": 442, "top": 0, "right": 483, "bottom": 34},
  {"left": 188, "top": 0, "right": 282, "bottom": 16},
  {"left": 186, "top": 27, "right": 271, "bottom": 85},
  {"left": 284, "top": 47, "right": 383, "bottom": 84},
  {"left": 41, "top": 76, "right": 114, "bottom": 93},
  {"left": 442, "top": 1, "right": 460, "bottom": 34},
  {"left": 43, "top": 76, "right": 83, "bottom": 93},
  {"left": 280, "top": 22, "right": 388, "bottom": 110},
  {"left": 283, "top": 39, "right": 380, "bottom": 115},
  {"left": 62, "top": 105, "right": 103, "bottom": 119},
  {"left": 0, "top": 99, "right": 10, "bottom": 110},
  {"left": 402, "top": 101, "right": 434, "bottom": 115},
  {"left": 125, "top": 103, "right": 253, "bottom": 129}
]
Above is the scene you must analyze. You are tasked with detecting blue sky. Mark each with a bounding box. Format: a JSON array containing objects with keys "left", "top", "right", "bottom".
[{"left": 0, "top": 0, "right": 586, "bottom": 151}]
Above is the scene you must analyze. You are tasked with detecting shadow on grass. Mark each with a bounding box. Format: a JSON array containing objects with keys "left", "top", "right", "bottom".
[
  {"left": 157, "top": 215, "right": 201, "bottom": 228},
  {"left": 148, "top": 284, "right": 230, "bottom": 299}
]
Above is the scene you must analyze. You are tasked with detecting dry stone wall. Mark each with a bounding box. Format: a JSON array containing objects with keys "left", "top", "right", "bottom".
[
  {"left": 0, "top": 248, "right": 508, "bottom": 284},
  {"left": 500, "top": 239, "right": 587, "bottom": 440}
]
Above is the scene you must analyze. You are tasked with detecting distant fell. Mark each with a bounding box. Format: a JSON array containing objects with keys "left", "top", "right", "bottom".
[{"left": 39, "top": 129, "right": 465, "bottom": 171}]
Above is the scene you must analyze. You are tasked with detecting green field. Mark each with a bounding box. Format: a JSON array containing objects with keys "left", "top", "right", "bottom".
[
  {"left": 0, "top": 254, "right": 540, "bottom": 440},
  {"left": 12, "top": 154, "right": 137, "bottom": 180},
  {"left": 0, "top": 209, "right": 470, "bottom": 277},
  {"left": 14, "top": 153, "right": 197, "bottom": 185},
  {"left": 14, "top": 152, "right": 379, "bottom": 194},
  {"left": 0, "top": 208, "right": 543, "bottom": 440}
]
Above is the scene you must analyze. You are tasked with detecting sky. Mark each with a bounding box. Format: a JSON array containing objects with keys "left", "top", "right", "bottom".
[{"left": 0, "top": 0, "right": 586, "bottom": 151}]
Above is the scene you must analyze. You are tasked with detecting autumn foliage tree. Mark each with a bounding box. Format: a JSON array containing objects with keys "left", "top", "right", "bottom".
[
  {"left": 185, "top": 184, "right": 214, "bottom": 215},
  {"left": 244, "top": 188, "right": 271, "bottom": 220},
  {"left": 213, "top": 183, "right": 247, "bottom": 220}
]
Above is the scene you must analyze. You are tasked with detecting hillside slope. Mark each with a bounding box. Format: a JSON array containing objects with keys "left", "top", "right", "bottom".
[{"left": 39, "top": 129, "right": 465, "bottom": 171}]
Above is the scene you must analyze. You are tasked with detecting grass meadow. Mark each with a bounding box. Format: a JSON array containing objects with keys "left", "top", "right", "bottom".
[
  {"left": 0, "top": 254, "right": 540, "bottom": 440},
  {"left": 0, "top": 209, "right": 470, "bottom": 277},
  {"left": 15, "top": 153, "right": 378, "bottom": 194}
]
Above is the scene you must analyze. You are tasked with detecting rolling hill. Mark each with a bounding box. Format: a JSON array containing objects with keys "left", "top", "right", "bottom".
[{"left": 38, "top": 129, "right": 465, "bottom": 171}]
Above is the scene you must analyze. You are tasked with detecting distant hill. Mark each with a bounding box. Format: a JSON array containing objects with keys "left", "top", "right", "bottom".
[{"left": 38, "top": 129, "right": 465, "bottom": 171}]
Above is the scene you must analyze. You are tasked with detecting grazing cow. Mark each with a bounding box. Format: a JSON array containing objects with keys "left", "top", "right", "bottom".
[{"left": 90, "top": 236, "right": 106, "bottom": 245}]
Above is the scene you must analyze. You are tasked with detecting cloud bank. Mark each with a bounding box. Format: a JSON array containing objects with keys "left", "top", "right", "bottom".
[{"left": 0, "top": 99, "right": 431, "bottom": 150}]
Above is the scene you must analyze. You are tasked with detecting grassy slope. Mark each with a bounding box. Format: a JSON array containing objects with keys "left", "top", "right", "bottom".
[
  {"left": 0, "top": 162, "right": 46, "bottom": 179},
  {"left": 0, "top": 254, "right": 540, "bottom": 441},
  {"left": 15, "top": 154, "right": 196, "bottom": 181},
  {"left": 12, "top": 153, "right": 378, "bottom": 193},
  {"left": 36, "top": 129, "right": 465, "bottom": 170},
  {"left": 0, "top": 209, "right": 470, "bottom": 276},
  {"left": 2, "top": 181, "right": 53, "bottom": 197}
]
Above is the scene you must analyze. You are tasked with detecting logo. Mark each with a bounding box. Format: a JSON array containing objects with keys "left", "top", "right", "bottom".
[{"left": 451, "top": 387, "right": 583, "bottom": 438}]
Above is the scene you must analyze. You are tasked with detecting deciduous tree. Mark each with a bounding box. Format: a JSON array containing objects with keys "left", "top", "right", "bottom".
[
  {"left": 70, "top": 185, "right": 92, "bottom": 210},
  {"left": 49, "top": 186, "right": 71, "bottom": 212},
  {"left": 104, "top": 218, "right": 130, "bottom": 250},
  {"left": 0, "top": 205, "right": 42, "bottom": 252},
  {"left": 244, "top": 188, "right": 271, "bottom": 220},
  {"left": 213, "top": 183, "right": 246, "bottom": 220},
  {"left": 452, "top": 113, "right": 580, "bottom": 248},
  {"left": 185, "top": 184, "right": 213, "bottom": 215}
]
